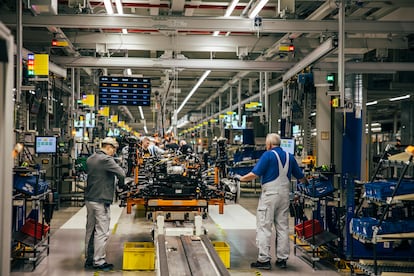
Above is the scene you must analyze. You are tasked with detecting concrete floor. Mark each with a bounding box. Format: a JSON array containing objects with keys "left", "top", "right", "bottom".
[{"left": 10, "top": 193, "right": 348, "bottom": 276}]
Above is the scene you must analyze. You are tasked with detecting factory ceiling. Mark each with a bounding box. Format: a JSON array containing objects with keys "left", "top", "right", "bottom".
[{"left": 1, "top": 0, "right": 414, "bottom": 135}]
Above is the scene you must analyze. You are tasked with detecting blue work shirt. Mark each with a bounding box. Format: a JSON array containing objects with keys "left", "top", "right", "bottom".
[{"left": 252, "top": 147, "right": 304, "bottom": 185}]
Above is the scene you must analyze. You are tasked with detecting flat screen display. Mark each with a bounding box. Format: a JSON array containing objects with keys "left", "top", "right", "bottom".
[
  {"left": 223, "top": 114, "right": 247, "bottom": 129},
  {"left": 35, "top": 136, "right": 57, "bottom": 154},
  {"left": 280, "top": 138, "right": 295, "bottom": 155},
  {"left": 98, "top": 76, "right": 151, "bottom": 106}
]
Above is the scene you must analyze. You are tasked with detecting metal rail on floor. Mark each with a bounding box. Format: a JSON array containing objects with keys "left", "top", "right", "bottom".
[{"left": 156, "top": 234, "right": 230, "bottom": 276}]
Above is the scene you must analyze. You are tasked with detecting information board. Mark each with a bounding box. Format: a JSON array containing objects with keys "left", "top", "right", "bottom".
[{"left": 98, "top": 76, "right": 151, "bottom": 106}]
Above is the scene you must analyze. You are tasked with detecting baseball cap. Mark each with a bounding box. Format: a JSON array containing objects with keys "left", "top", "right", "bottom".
[{"left": 101, "top": 137, "right": 119, "bottom": 148}]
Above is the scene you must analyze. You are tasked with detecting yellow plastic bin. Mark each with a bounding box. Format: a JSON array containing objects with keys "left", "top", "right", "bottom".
[
  {"left": 212, "top": 241, "right": 231, "bottom": 268},
  {"left": 123, "top": 242, "right": 155, "bottom": 270}
]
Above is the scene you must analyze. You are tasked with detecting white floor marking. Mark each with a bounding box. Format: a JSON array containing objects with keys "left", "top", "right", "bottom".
[
  {"left": 60, "top": 203, "right": 123, "bottom": 230},
  {"left": 208, "top": 204, "right": 256, "bottom": 229}
]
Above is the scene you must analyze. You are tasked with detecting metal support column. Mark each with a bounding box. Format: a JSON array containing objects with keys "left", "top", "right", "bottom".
[
  {"left": 0, "top": 22, "right": 15, "bottom": 276},
  {"left": 314, "top": 71, "right": 331, "bottom": 166}
]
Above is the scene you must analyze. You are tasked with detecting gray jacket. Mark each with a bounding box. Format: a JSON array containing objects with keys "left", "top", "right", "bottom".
[{"left": 85, "top": 150, "right": 126, "bottom": 204}]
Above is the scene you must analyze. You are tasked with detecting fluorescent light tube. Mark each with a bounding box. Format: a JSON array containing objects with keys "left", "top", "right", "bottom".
[
  {"left": 366, "top": 100, "right": 377, "bottom": 106},
  {"left": 389, "top": 94, "right": 410, "bottom": 101},
  {"left": 144, "top": 125, "right": 148, "bottom": 134},
  {"left": 104, "top": 0, "right": 114, "bottom": 14},
  {"left": 115, "top": 0, "right": 123, "bottom": 14},
  {"left": 176, "top": 70, "right": 211, "bottom": 115},
  {"left": 248, "top": 0, "right": 269, "bottom": 19},
  {"left": 212, "top": 0, "right": 239, "bottom": 36},
  {"left": 138, "top": 106, "right": 145, "bottom": 120},
  {"left": 224, "top": 0, "right": 239, "bottom": 17}
]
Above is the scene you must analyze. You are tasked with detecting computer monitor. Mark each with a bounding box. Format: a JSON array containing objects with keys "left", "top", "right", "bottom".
[
  {"left": 280, "top": 138, "right": 295, "bottom": 155},
  {"left": 35, "top": 136, "right": 57, "bottom": 154}
]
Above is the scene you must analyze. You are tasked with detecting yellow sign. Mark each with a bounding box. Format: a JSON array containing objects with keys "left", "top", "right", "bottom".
[
  {"left": 110, "top": 115, "right": 118, "bottom": 123},
  {"left": 34, "top": 54, "right": 49, "bottom": 76},
  {"left": 331, "top": 97, "right": 339, "bottom": 108},
  {"left": 226, "top": 111, "right": 235, "bottom": 115},
  {"left": 99, "top": 106, "right": 110, "bottom": 117},
  {"left": 82, "top": 94, "right": 95, "bottom": 107}
]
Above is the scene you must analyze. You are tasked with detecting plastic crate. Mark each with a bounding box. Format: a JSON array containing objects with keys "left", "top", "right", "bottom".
[
  {"left": 20, "top": 218, "right": 49, "bottom": 240},
  {"left": 297, "top": 178, "right": 334, "bottom": 198},
  {"left": 13, "top": 175, "right": 49, "bottom": 196},
  {"left": 295, "top": 219, "right": 322, "bottom": 239},
  {"left": 123, "top": 242, "right": 155, "bottom": 270},
  {"left": 212, "top": 241, "right": 230, "bottom": 268},
  {"left": 229, "top": 166, "right": 254, "bottom": 176},
  {"left": 365, "top": 180, "right": 414, "bottom": 200},
  {"left": 351, "top": 217, "right": 411, "bottom": 239}
]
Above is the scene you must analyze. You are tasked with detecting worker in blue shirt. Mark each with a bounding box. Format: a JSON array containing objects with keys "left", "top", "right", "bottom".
[{"left": 238, "top": 133, "right": 308, "bottom": 270}]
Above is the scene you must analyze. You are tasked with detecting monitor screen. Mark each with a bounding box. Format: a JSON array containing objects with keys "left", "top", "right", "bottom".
[
  {"left": 35, "top": 136, "right": 57, "bottom": 154},
  {"left": 98, "top": 76, "right": 151, "bottom": 106},
  {"left": 223, "top": 114, "right": 247, "bottom": 129},
  {"left": 280, "top": 138, "right": 295, "bottom": 155}
]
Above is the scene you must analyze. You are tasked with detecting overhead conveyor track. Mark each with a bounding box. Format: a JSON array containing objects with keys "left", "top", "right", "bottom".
[{"left": 156, "top": 234, "right": 230, "bottom": 276}]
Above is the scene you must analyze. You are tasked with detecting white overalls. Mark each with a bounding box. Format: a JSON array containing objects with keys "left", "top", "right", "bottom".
[{"left": 256, "top": 150, "right": 290, "bottom": 262}]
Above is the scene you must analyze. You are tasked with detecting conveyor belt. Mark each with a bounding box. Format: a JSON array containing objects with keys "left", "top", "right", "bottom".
[{"left": 157, "top": 234, "right": 230, "bottom": 276}]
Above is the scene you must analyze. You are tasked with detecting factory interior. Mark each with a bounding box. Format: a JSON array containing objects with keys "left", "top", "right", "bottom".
[{"left": 1, "top": 0, "right": 414, "bottom": 275}]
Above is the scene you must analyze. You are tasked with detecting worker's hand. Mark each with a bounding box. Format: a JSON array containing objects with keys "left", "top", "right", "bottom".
[{"left": 233, "top": 174, "right": 242, "bottom": 181}]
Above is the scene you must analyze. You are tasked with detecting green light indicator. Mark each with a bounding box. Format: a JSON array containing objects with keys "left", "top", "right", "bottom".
[{"left": 326, "top": 74, "right": 334, "bottom": 82}]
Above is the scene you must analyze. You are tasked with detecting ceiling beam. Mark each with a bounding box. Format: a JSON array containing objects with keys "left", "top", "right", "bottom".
[
  {"left": 42, "top": 32, "right": 406, "bottom": 52},
  {"left": 2, "top": 14, "right": 414, "bottom": 34},
  {"left": 50, "top": 56, "right": 295, "bottom": 71}
]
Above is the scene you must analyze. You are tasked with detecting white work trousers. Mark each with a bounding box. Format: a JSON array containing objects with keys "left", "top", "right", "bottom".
[
  {"left": 256, "top": 151, "right": 290, "bottom": 262},
  {"left": 85, "top": 201, "right": 111, "bottom": 266}
]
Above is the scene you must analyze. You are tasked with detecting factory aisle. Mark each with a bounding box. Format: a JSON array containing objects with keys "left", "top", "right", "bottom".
[{"left": 10, "top": 195, "right": 344, "bottom": 276}]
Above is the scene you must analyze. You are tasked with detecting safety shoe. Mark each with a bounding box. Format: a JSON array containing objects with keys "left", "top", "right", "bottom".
[
  {"left": 93, "top": 263, "right": 114, "bottom": 271},
  {"left": 250, "top": 260, "right": 271, "bottom": 270},
  {"left": 275, "top": 258, "right": 287, "bottom": 268},
  {"left": 84, "top": 260, "right": 93, "bottom": 269}
]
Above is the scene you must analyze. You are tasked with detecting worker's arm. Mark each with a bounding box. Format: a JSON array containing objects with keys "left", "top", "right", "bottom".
[{"left": 239, "top": 172, "right": 258, "bottom": 182}]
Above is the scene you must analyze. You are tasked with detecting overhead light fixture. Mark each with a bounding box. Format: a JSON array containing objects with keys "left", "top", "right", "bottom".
[
  {"left": 122, "top": 28, "right": 128, "bottom": 34},
  {"left": 115, "top": 0, "right": 123, "bottom": 14},
  {"left": 103, "top": 0, "right": 114, "bottom": 14},
  {"left": 366, "top": 100, "right": 378, "bottom": 106},
  {"left": 389, "top": 94, "right": 410, "bottom": 101},
  {"left": 248, "top": 0, "right": 269, "bottom": 19},
  {"left": 125, "top": 68, "right": 132, "bottom": 75},
  {"left": 212, "top": 0, "right": 239, "bottom": 36},
  {"left": 176, "top": 70, "right": 211, "bottom": 115},
  {"left": 138, "top": 106, "right": 145, "bottom": 120},
  {"left": 224, "top": 0, "right": 239, "bottom": 17}
]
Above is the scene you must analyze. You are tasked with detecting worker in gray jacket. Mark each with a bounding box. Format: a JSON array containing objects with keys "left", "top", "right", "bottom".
[{"left": 84, "top": 137, "right": 125, "bottom": 271}]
